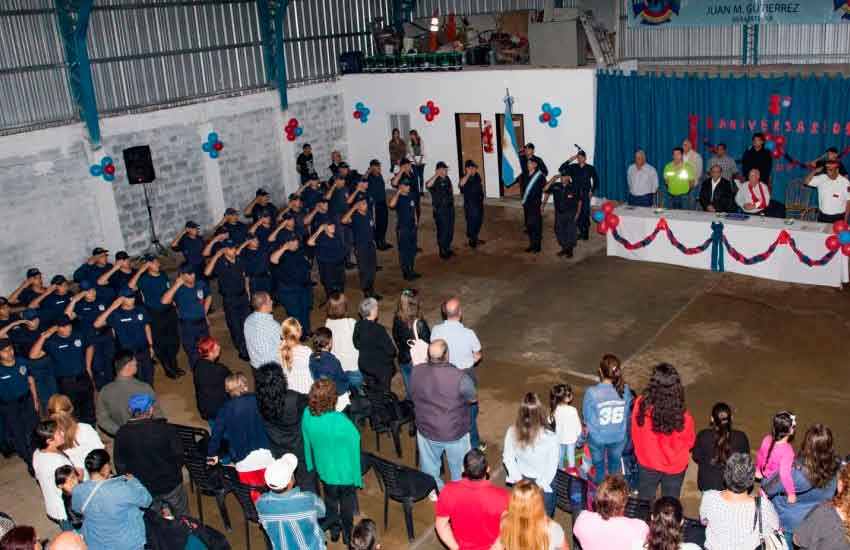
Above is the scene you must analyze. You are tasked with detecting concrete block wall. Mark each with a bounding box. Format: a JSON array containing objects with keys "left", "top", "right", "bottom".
[{"left": 286, "top": 93, "right": 349, "bottom": 180}]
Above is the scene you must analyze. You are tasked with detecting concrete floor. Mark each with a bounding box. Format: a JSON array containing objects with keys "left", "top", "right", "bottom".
[{"left": 3, "top": 200, "right": 850, "bottom": 549}]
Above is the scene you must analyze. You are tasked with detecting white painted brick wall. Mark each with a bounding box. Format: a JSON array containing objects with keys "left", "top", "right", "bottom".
[{"left": 287, "top": 94, "right": 349, "bottom": 180}]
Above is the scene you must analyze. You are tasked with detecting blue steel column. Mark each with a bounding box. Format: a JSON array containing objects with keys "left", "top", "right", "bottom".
[
  {"left": 55, "top": 0, "right": 101, "bottom": 146},
  {"left": 257, "top": 0, "right": 289, "bottom": 111}
]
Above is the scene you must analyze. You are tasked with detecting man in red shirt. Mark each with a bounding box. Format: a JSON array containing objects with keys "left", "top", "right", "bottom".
[{"left": 435, "top": 449, "right": 510, "bottom": 550}]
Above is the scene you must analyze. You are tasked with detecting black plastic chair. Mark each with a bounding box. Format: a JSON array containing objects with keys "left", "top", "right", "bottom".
[
  {"left": 365, "top": 452, "right": 437, "bottom": 542},
  {"left": 624, "top": 496, "right": 651, "bottom": 522},
  {"left": 365, "top": 391, "right": 416, "bottom": 458},
  {"left": 552, "top": 469, "right": 589, "bottom": 550},
  {"left": 172, "top": 424, "right": 232, "bottom": 531},
  {"left": 222, "top": 468, "right": 272, "bottom": 550}
]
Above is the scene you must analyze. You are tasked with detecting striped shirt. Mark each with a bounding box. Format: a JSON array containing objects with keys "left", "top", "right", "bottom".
[
  {"left": 256, "top": 488, "right": 326, "bottom": 550},
  {"left": 244, "top": 312, "right": 281, "bottom": 369},
  {"left": 708, "top": 154, "right": 738, "bottom": 181}
]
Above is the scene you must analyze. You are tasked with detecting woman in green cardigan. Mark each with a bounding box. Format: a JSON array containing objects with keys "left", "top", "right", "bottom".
[{"left": 302, "top": 379, "right": 362, "bottom": 545}]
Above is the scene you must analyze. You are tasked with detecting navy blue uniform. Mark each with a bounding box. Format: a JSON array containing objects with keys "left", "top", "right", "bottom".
[
  {"left": 250, "top": 202, "right": 278, "bottom": 224},
  {"left": 173, "top": 281, "right": 210, "bottom": 369},
  {"left": 73, "top": 264, "right": 116, "bottom": 302},
  {"left": 328, "top": 185, "right": 354, "bottom": 263},
  {"left": 212, "top": 258, "right": 250, "bottom": 358},
  {"left": 301, "top": 187, "right": 323, "bottom": 211},
  {"left": 107, "top": 269, "right": 135, "bottom": 298},
  {"left": 106, "top": 307, "right": 154, "bottom": 385},
  {"left": 429, "top": 176, "right": 455, "bottom": 256},
  {"left": 14, "top": 288, "right": 42, "bottom": 308},
  {"left": 368, "top": 174, "right": 390, "bottom": 247},
  {"left": 394, "top": 193, "right": 418, "bottom": 276},
  {"left": 350, "top": 210, "right": 377, "bottom": 293},
  {"left": 272, "top": 245, "right": 313, "bottom": 333},
  {"left": 241, "top": 247, "right": 272, "bottom": 295},
  {"left": 5, "top": 313, "right": 54, "bottom": 412},
  {"left": 314, "top": 229, "right": 346, "bottom": 299},
  {"left": 563, "top": 161, "right": 599, "bottom": 238},
  {"left": 518, "top": 154, "right": 549, "bottom": 194},
  {"left": 546, "top": 180, "right": 580, "bottom": 252},
  {"left": 37, "top": 292, "right": 73, "bottom": 327},
  {"left": 174, "top": 235, "right": 206, "bottom": 274},
  {"left": 43, "top": 332, "right": 95, "bottom": 424},
  {"left": 461, "top": 173, "right": 485, "bottom": 245},
  {"left": 0, "top": 315, "right": 40, "bottom": 357},
  {"left": 136, "top": 272, "right": 180, "bottom": 377},
  {"left": 217, "top": 222, "right": 249, "bottom": 245},
  {"left": 254, "top": 224, "right": 274, "bottom": 251},
  {"left": 0, "top": 358, "right": 38, "bottom": 469},
  {"left": 74, "top": 298, "right": 115, "bottom": 390},
  {"left": 522, "top": 171, "right": 546, "bottom": 251}
]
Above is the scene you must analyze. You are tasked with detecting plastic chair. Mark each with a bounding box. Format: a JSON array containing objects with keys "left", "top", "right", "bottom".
[
  {"left": 222, "top": 468, "right": 272, "bottom": 550},
  {"left": 365, "top": 452, "right": 437, "bottom": 541},
  {"left": 784, "top": 178, "right": 815, "bottom": 220},
  {"left": 172, "top": 424, "right": 233, "bottom": 531},
  {"left": 552, "top": 469, "right": 589, "bottom": 549},
  {"left": 624, "top": 496, "right": 651, "bottom": 522},
  {"left": 365, "top": 391, "right": 416, "bottom": 458}
]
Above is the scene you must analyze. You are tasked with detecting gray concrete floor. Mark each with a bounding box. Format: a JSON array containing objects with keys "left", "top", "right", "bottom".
[{"left": 3, "top": 200, "right": 849, "bottom": 549}]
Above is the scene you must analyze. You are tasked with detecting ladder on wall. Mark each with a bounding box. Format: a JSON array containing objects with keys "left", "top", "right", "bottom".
[{"left": 579, "top": 10, "right": 616, "bottom": 68}]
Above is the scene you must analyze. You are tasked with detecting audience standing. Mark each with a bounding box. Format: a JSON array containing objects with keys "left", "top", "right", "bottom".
[
  {"left": 574, "top": 476, "right": 649, "bottom": 550},
  {"left": 794, "top": 463, "right": 850, "bottom": 550},
  {"left": 32, "top": 420, "right": 75, "bottom": 530},
  {"left": 280, "top": 318, "right": 315, "bottom": 395},
  {"left": 207, "top": 373, "right": 271, "bottom": 474},
  {"left": 756, "top": 411, "right": 797, "bottom": 498},
  {"left": 244, "top": 292, "right": 282, "bottom": 371},
  {"left": 582, "top": 354, "right": 633, "bottom": 484},
  {"left": 96, "top": 351, "right": 162, "bottom": 437},
  {"left": 549, "top": 384, "right": 581, "bottom": 469},
  {"left": 627, "top": 150, "right": 659, "bottom": 207},
  {"left": 46, "top": 394, "right": 104, "bottom": 476},
  {"left": 191, "top": 336, "right": 233, "bottom": 426},
  {"left": 392, "top": 288, "right": 430, "bottom": 396},
  {"left": 324, "top": 293, "right": 362, "bottom": 390},
  {"left": 352, "top": 298, "right": 396, "bottom": 392},
  {"left": 692, "top": 402, "right": 750, "bottom": 492},
  {"left": 491, "top": 479, "right": 567, "bottom": 550}
]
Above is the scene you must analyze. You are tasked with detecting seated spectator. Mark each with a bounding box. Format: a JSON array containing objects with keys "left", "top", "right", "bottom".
[
  {"left": 113, "top": 394, "right": 187, "bottom": 517},
  {"left": 490, "top": 479, "right": 566, "bottom": 550},
  {"left": 0, "top": 526, "right": 43, "bottom": 550},
  {"left": 32, "top": 420, "right": 75, "bottom": 530},
  {"left": 392, "top": 288, "right": 430, "bottom": 396},
  {"left": 256, "top": 453, "right": 326, "bottom": 550},
  {"left": 631, "top": 363, "right": 695, "bottom": 501},
  {"left": 71, "top": 449, "right": 151, "bottom": 550},
  {"left": 207, "top": 373, "right": 271, "bottom": 471},
  {"left": 700, "top": 452, "right": 780, "bottom": 550},
  {"left": 324, "top": 293, "right": 362, "bottom": 390},
  {"left": 309, "top": 327, "right": 350, "bottom": 397},
  {"left": 503, "top": 393, "right": 560, "bottom": 518},
  {"left": 574, "top": 475, "right": 649, "bottom": 550},
  {"left": 350, "top": 519, "right": 380, "bottom": 550},
  {"left": 764, "top": 423, "right": 839, "bottom": 537},
  {"left": 794, "top": 462, "right": 850, "bottom": 550},
  {"left": 96, "top": 351, "right": 163, "bottom": 437},
  {"left": 635, "top": 496, "right": 701, "bottom": 550},
  {"left": 302, "top": 379, "right": 362, "bottom": 545},
  {"left": 352, "top": 298, "right": 396, "bottom": 392},
  {"left": 435, "top": 449, "right": 509, "bottom": 550},
  {"left": 280, "top": 318, "right": 315, "bottom": 395},
  {"left": 692, "top": 402, "right": 750, "bottom": 492},
  {"left": 47, "top": 394, "right": 104, "bottom": 475},
  {"left": 191, "top": 336, "right": 232, "bottom": 426}
]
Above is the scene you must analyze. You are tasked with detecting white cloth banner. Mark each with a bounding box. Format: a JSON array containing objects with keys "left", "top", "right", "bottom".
[{"left": 606, "top": 207, "right": 849, "bottom": 288}]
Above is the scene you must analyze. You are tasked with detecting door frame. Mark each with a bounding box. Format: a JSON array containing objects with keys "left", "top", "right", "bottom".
[
  {"left": 495, "top": 113, "right": 525, "bottom": 197},
  {"left": 453, "top": 112, "right": 486, "bottom": 185}
]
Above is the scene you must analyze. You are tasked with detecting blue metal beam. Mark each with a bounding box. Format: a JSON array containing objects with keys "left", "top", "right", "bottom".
[
  {"left": 55, "top": 0, "right": 101, "bottom": 146},
  {"left": 257, "top": 0, "right": 289, "bottom": 111}
]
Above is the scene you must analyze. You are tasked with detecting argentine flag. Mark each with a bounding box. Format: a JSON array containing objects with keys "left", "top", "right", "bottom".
[{"left": 501, "top": 92, "right": 522, "bottom": 188}]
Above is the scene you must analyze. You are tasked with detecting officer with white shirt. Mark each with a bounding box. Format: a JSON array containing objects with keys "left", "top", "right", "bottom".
[{"left": 804, "top": 160, "right": 850, "bottom": 224}]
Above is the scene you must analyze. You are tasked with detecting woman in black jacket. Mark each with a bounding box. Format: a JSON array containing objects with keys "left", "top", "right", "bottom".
[
  {"left": 391, "top": 288, "right": 429, "bottom": 398},
  {"left": 353, "top": 297, "right": 397, "bottom": 393},
  {"left": 691, "top": 402, "right": 750, "bottom": 491},
  {"left": 192, "top": 337, "right": 232, "bottom": 426}
]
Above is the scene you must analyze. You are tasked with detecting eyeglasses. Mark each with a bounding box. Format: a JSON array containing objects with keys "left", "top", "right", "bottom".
[{"left": 401, "top": 288, "right": 417, "bottom": 297}]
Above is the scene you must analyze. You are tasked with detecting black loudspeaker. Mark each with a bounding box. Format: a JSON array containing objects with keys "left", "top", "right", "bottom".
[{"left": 122, "top": 145, "right": 156, "bottom": 184}]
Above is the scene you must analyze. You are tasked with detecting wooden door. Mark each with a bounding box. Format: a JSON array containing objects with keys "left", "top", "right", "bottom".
[
  {"left": 454, "top": 113, "right": 486, "bottom": 189},
  {"left": 496, "top": 113, "right": 525, "bottom": 198}
]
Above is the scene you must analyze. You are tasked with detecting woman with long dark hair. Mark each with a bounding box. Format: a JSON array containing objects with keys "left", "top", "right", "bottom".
[
  {"left": 692, "top": 402, "right": 750, "bottom": 492},
  {"left": 794, "top": 463, "right": 850, "bottom": 550},
  {"left": 631, "top": 364, "right": 695, "bottom": 501},
  {"left": 0, "top": 526, "right": 42, "bottom": 550},
  {"left": 636, "top": 496, "right": 701, "bottom": 550},
  {"left": 31, "top": 420, "right": 75, "bottom": 530},
  {"left": 502, "top": 392, "right": 560, "bottom": 517},
  {"left": 388, "top": 128, "right": 407, "bottom": 171},
  {"left": 765, "top": 423, "right": 840, "bottom": 537},
  {"left": 392, "top": 288, "right": 430, "bottom": 397}
]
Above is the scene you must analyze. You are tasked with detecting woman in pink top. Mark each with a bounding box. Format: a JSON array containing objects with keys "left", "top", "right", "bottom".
[
  {"left": 756, "top": 410, "right": 797, "bottom": 502},
  {"left": 574, "top": 476, "right": 649, "bottom": 550}
]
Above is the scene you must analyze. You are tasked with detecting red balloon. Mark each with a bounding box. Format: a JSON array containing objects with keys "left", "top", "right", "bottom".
[
  {"left": 826, "top": 234, "right": 840, "bottom": 251},
  {"left": 606, "top": 214, "right": 620, "bottom": 229},
  {"left": 353, "top": 111, "right": 361, "bottom": 119},
  {"left": 775, "top": 135, "right": 786, "bottom": 146},
  {"left": 427, "top": 100, "right": 434, "bottom": 108},
  {"left": 542, "top": 112, "right": 551, "bottom": 122},
  {"left": 597, "top": 221, "right": 609, "bottom": 234},
  {"left": 213, "top": 142, "right": 223, "bottom": 151},
  {"left": 764, "top": 132, "right": 774, "bottom": 141},
  {"left": 771, "top": 150, "right": 782, "bottom": 159},
  {"left": 425, "top": 113, "right": 434, "bottom": 122},
  {"left": 432, "top": 107, "right": 440, "bottom": 116},
  {"left": 290, "top": 118, "right": 299, "bottom": 128},
  {"left": 104, "top": 164, "right": 116, "bottom": 175},
  {"left": 843, "top": 243, "right": 850, "bottom": 257},
  {"left": 833, "top": 220, "right": 849, "bottom": 234},
  {"left": 286, "top": 134, "right": 295, "bottom": 142},
  {"left": 602, "top": 201, "right": 615, "bottom": 215}
]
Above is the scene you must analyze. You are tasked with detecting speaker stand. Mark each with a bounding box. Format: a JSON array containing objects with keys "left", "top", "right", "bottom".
[{"left": 141, "top": 182, "right": 168, "bottom": 257}]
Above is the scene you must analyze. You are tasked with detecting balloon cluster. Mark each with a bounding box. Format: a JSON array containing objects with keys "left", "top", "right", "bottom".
[
  {"left": 89, "top": 156, "right": 116, "bottom": 182},
  {"left": 419, "top": 100, "right": 440, "bottom": 122},
  {"left": 762, "top": 132, "right": 786, "bottom": 160},
  {"left": 592, "top": 201, "right": 620, "bottom": 235},
  {"left": 285, "top": 118, "right": 303, "bottom": 142},
  {"left": 202, "top": 132, "right": 224, "bottom": 159},
  {"left": 353, "top": 102, "right": 371, "bottom": 123},
  {"left": 482, "top": 121, "right": 494, "bottom": 154},
  {"left": 825, "top": 220, "right": 850, "bottom": 257},
  {"left": 538, "top": 102, "right": 562, "bottom": 128}
]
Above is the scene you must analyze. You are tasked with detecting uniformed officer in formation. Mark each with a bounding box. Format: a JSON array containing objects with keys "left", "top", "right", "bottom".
[
  {"left": 249, "top": 212, "right": 275, "bottom": 249},
  {"left": 64, "top": 279, "right": 115, "bottom": 390},
  {"left": 29, "top": 275, "right": 74, "bottom": 327},
  {"left": 367, "top": 159, "right": 392, "bottom": 250},
  {"left": 298, "top": 173, "right": 324, "bottom": 212},
  {"left": 459, "top": 160, "right": 486, "bottom": 249},
  {"left": 96, "top": 250, "right": 135, "bottom": 297},
  {"left": 522, "top": 157, "right": 546, "bottom": 253},
  {"left": 325, "top": 172, "right": 357, "bottom": 270},
  {"left": 342, "top": 198, "right": 381, "bottom": 300},
  {"left": 8, "top": 268, "right": 47, "bottom": 308},
  {"left": 518, "top": 143, "right": 549, "bottom": 195},
  {"left": 29, "top": 314, "right": 96, "bottom": 424},
  {"left": 237, "top": 236, "right": 272, "bottom": 296},
  {"left": 426, "top": 161, "right": 456, "bottom": 259},
  {"left": 270, "top": 224, "right": 313, "bottom": 334},
  {"left": 391, "top": 158, "right": 421, "bottom": 227},
  {"left": 389, "top": 178, "right": 421, "bottom": 281},
  {"left": 308, "top": 222, "right": 347, "bottom": 304},
  {"left": 204, "top": 235, "right": 251, "bottom": 361},
  {"left": 542, "top": 167, "right": 582, "bottom": 258},
  {"left": 0, "top": 338, "right": 39, "bottom": 475},
  {"left": 561, "top": 150, "right": 599, "bottom": 241},
  {"left": 161, "top": 264, "right": 211, "bottom": 369},
  {"left": 0, "top": 296, "right": 40, "bottom": 358},
  {"left": 73, "top": 248, "right": 115, "bottom": 302},
  {"left": 129, "top": 255, "right": 184, "bottom": 378},
  {"left": 94, "top": 288, "right": 154, "bottom": 385},
  {"left": 214, "top": 207, "right": 249, "bottom": 245},
  {"left": 171, "top": 221, "right": 206, "bottom": 276},
  {"left": 244, "top": 188, "right": 278, "bottom": 223}
]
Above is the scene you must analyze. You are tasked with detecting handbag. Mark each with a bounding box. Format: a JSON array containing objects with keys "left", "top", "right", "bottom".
[
  {"left": 408, "top": 319, "right": 429, "bottom": 366},
  {"left": 754, "top": 496, "right": 788, "bottom": 550}
]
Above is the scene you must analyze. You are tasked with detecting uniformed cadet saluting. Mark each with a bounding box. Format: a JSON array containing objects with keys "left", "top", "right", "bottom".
[
  {"left": 425, "top": 161, "right": 456, "bottom": 259},
  {"left": 459, "top": 159, "right": 486, "bottom": 249},
  {"left": 171, "top": 221, "right": 207, "bottom": 277},
  {"left": 160, "top": 265, "right": 211, "bottom": 369},
  {"left": 342, "top": 199, "right": 381, "bottom": 300},
  {"left": 236, "top": 237, "right": 272, "bottom": 296},
  {"left": 389, "top": 179, "right": 421, "bottom": 281},
  {"left": 96, "top": 250, "right": 135, "bottom": 297},
  {"left": 391, "top": 158, "right": 421, "bottom": 226},
  {"left": 73, "top": 248, "right": 115, "bottom": 302},
  {"left": 270, "top": 230, "right": 313, "bottom": 334},
  {"left": 249, "top": 213, "right": 275, "bottom": 251},
  {"left": 325, "top": 173, "right": 356, "bottom": 270},
  {"left": 244, "top": 188, "right": 278, "bottom": 224},
  {"left": 542, "top": 167, "right": 582, "bottom": 258},
  {"left": 0, "top": 296, "right": 40, "bottom": 357},
  {"left": 204, "top": 235, "right": 251, "bottom": 361},
  {"left": 298, "top": 173, "right": 324, "bottom": 212},
  {"left": 94, "top": 288, "right": 155, "bottom": 386},
  {"left": 0, "top": 338, "right": 39, "bottom": 475},
  {"left": 522, "top": 157, "right": 546, "bottom": 253},
  {"left": 308, "top": 222, "right": 347, "bottom": 304},
  {"left": 562, "top": 150, "right": 599, "bottom": 241},
  {"left": 128, "top": 255, "right": 184, "bottom": 379},
  {"left": 30, "top": 314, "right": 96, "bottom": 424},
  {"left": 28, "top": 275, "right": 74, "bottom": 327},
  {"left": 367, "top": 159, "right": 392, "bottom": 250},
  {"left": 214, "top": 207, "right": 249, "bottom": 245},
  {"left": 64, "top": 279, "right": 115, "bottom": 390},
  {"left": 9, "top": 268, "right": 48, "bottom": 308},
  {"left": 0, "top": 310, "right": 52, "bottom": 414}
]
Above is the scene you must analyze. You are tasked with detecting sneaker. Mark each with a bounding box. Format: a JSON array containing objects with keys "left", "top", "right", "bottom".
[{"left": 428, "top": 490, "right": 438, "bottom": 502}]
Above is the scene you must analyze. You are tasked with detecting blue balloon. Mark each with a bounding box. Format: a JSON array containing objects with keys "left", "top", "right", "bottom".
[
  {"left": 548, "top": 118, "right": 558, "bottom": 128},
  {"left": 202, "top": 142, "right": 211, "bottom": 152},
  {"left": 765, "top": 140, "right": 775, "bottom": 151},
  {"left": 356, "top": 102, "right": 364, "bottom": 110},
  {"left": 552, "top": 107, "right": 562, "bottom": 117},
  {"left": 542, "top": 102, "right": 551, "bottom": 112},
  {"left": 90, "top": 165, "right": 103, "bottom": 177},
  {"left": 295, "top": 127, "right": 304, "bottom": 136},
  {"left": 539, "top": 114, "right": 546, "bottom": 123},
  {"left": 210, "top": 150, "right": 220, "bottom": 159},
  {"left": 839, "top": 231, "right": 850, "bottom": 245},
  {"left": 101, "top": 156, "right": 113, "bottom": 167},
  {"left": 208, "top": 132, "right": 219, "bottom": 143},
  {"left": 104, "top": 173, "right": 115, "bottom": 182},
  {"left": 362, "top": 108, "right": 370, "bottom": 115},
  {"left": 420, "top": 106, "right": 428, "bottom": 114},
  {"left": 592, "top": 210, "right": 606, "bottom": 223},
  {"left": 360, "top": 116, "right": 368, "bottom": 124}
]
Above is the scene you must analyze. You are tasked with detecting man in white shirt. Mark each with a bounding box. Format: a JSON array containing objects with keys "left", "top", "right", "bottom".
[
  {"left": 431, "top": 297, "right": 483, "bottom": 450},
  {"left": 735, "top": 169, "right": 771, "bottom": 215},
  {"left": 243, "top": 292, "right": 281, "bottom": 370},
  {"left": 626, "top": 150, "right": 658, "bottom": 207},
  {"left": 682, "top": 139, "right": 704, "bottom": 183},
  {"left": 804, "top": 160, "right": 850, "bottom": 224}
]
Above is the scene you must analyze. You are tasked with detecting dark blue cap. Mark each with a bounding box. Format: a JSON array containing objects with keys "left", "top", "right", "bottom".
[
  {"left": 26, "top": 268, "right": 41, "bottom": 278},
  {"left": 79, "top": 280, "right": 94, "bottom": 290},
  {"left": 224, "top": 207, "right": 238, "bottom": 215},
  {"left": 21, "top": 309, "right": 38, "bottom": 321},
  {"left": 55, "top": 314, "right": 72, "bottom": 326},
  {"left": 51, "top": 275, "right": 67, "bottom": 285},
  {"left": 119, "top": 287, "right": 135, "bottom": 297},
  {"left": 178, "top": 263, "right": 195, "bottom": 274},
  {"left": 128, "top": 393, "right": 155, "bottom": 414}
]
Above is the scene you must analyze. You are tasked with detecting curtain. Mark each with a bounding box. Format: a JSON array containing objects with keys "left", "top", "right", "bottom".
[{"left": 595, "top": 71, "right": 850, "bottom": 204}]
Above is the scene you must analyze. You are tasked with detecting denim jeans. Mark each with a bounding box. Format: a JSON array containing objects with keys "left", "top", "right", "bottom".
[
  {"left": 469, "top": 402, "right": 481, "bottom": 449},
  {"left": 399, "top": 362, "right": 412, "bottom": 398},
  {"left": 668, "top": 195, "right": 688, "bottom": 210},
  {"left": 587, "top": 438, "right": 626, "bottom": 485},
  {"left": 559, "top": 443, "right": 576, "bottom": 469},
  {"left": 345, "top": 370, "right": 363, "bottom": 391},
  {"left": 543, "top": 490, "right": 557, "bottom": 518},
  {"left": 628, "top": 193, "right": 654, "bottom": 207},
  {"left": 637, "top": 464, "right": 685, "bottom": 502},
  {"left": 416, "top": 432, "right": 470, "bottom": 491}
]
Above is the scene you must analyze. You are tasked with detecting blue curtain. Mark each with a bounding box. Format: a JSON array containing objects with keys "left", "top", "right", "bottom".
[{"left": 595, "top": 71, "right": 850, "bottom": 204}]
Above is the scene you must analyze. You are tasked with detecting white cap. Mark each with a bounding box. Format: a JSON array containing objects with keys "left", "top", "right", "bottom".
[{"left": 264, "top": 453, "right": 299, "bottom": 490}]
